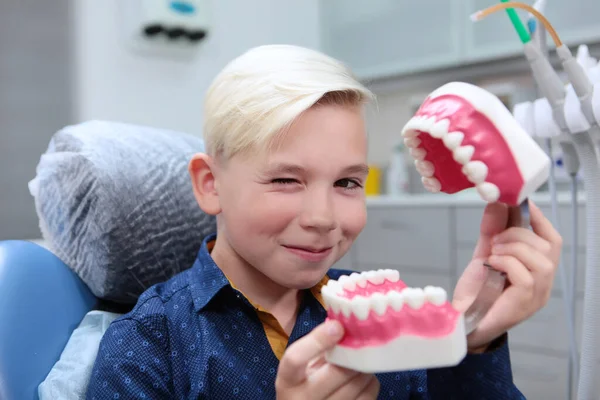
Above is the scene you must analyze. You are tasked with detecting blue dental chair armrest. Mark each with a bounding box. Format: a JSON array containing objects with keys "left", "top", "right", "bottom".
[{"left": 0, "top": 240, "right": 97, "bottom": 400}]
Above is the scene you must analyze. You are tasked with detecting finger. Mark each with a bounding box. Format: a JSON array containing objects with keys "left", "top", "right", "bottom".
[
  {"left": 472, "top": 203, "right": 510, "bottom": 260},
  {"left": 528, "top": 200, "right": 563, "bottom": 246},
  {"left": 276, "top": 319, "right": 344, "bottom": 387},
  {"left": 493, "top": 226, "right": 552, "bottom": 254},
  {"left": 491, "top": 242, "right": 556, "bottom": 277},
  {"left": 325, "top": 372, "right": 375, "bottom": 400},
  {"left": 487, "top": 254, "right": 535, "bottom": 291},
  {"left": 357, "top": 375, "right": 381, "bottom": 400}
]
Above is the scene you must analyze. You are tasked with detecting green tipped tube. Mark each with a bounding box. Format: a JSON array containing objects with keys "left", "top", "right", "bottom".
[{"left": 500, "top": 0, "right": 531, "bottom": 43}]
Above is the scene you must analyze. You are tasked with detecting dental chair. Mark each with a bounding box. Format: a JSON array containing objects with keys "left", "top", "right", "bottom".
[
  {"left": 0, "top": 240, "right": 96, "bottom": 400},
  {"left": 0, "top": 120, "right": 216, "bottom": 399}
]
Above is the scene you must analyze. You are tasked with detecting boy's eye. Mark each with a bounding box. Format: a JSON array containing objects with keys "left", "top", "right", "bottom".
[
  {"left": 335, "top": 178, "right": 362, "bottom": 189},
  {"left": 271, "top": 178, "right": 298, "bottom": 185}
]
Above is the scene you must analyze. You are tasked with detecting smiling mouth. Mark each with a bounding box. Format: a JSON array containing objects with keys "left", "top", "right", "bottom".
[{"left": 283, "top": 245, "right": 333, "bottom": 262}]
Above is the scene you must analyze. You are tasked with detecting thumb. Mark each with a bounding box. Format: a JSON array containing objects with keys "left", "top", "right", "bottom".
[
  {"left": 276, "top": 319, "right": 344, "bottom": 387},
  {"left": 452, "top": 258, "right": 490, "bottom": 312}
]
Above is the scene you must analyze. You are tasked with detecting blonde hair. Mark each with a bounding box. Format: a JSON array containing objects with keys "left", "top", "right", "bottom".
[{"left": 203, "top": 44, "right": 374, "bottom": 159}]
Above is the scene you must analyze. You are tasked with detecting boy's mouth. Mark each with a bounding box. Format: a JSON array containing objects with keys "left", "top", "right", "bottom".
[{"left": 283, "top": 245, "right": 333, "bottom": 262}]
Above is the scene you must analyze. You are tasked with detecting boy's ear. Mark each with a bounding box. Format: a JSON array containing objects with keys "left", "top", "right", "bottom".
[{"left": 189, "top": 153, "right": 221, "bottom": 215}]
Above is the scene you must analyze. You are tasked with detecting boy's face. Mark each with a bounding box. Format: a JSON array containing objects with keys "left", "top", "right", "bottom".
[{"left": 205, "top": 104, "right": 368, "bottom": 289}]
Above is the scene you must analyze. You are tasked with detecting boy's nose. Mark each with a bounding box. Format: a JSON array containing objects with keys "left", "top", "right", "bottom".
[{"left": 299, "top": 194, "right": 338, "bottom": 232}]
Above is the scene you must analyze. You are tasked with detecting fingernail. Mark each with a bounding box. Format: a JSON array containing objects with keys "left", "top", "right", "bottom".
[
  {"left": 492, "top": 235, "right": 500, "bottom": 243},
  {"left": 492, "top": 244, "right": 504, "bottom": 253},
  {"left": 326, "top": 320, "right": 343, "bottom": 337}
]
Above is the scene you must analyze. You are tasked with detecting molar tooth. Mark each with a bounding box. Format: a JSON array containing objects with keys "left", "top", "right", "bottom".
[
  {"left": 424, "top": 286, "right": 447, "bottom": 306},
  {"left": 351, "top": 295, "right": 371, "bottom": 320},
  {"left": 403, "top": 137, "right": 421, "bottom": 148},
  {"left": 443, "top": 132, "right": 464, "bottom": 150},
  {"left": 421, "top": 177, "right": 441, "bottom": 193},
  {"left": 462, "top": 161, "right": 488, "bottom": 184},
  {"left": 387, "top": 290, "right": 404, "bottom": 311},
  {"left": 429, "top": 119, "right": 450, "bottom": 138},
  {"left": 401, "top": 117, "right": 423, "bottom": 137},
  {"left": 415, "top": 160, "right": 435, "bottom": 177},
  {"left": 453, "top": 145, "right": 475, "bottom": 164},
  {"left": 477, "top": 182, "right": 501, "bottom": 202},
  {"left": 366, "top": 270, "right": 385, "bottom": 285},
  {"left": 409, "top": 147, "right": 427, "bottom": 161},
  {"left": 404, "top": 288, "right": 426, "bottom": 309},
  {"left": 369, "top": 292, "right": 388, "bottom": 316},
  {"left": 383, "top": 269, "right": 400, "bottom": 283}
]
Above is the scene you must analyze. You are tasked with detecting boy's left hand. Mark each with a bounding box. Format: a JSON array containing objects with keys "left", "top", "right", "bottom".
[{"left": 451, "top": 200, "right": 562, "bottom": 351}]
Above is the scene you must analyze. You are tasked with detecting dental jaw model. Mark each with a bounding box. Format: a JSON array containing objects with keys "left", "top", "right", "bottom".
[
  {"left": 401, "top": 81, "right": 551, "bottom": 206},
  {"left": 322, "top": 270, "right": 466, "bottom": 373}
]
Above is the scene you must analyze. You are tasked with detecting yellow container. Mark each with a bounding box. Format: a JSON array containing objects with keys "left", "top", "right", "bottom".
[{"left": 364, "top": 165, "right": 381, "bottom": 196}]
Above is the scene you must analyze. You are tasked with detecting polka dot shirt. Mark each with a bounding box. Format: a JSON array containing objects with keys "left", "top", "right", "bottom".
[{"left": 86, "top": 234, "right": 526, "bottom": 399}]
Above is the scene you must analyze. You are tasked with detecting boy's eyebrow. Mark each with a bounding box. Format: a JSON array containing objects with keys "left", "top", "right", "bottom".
[{"left": 265, "top": 162, "right": 369, "bottom": 176}]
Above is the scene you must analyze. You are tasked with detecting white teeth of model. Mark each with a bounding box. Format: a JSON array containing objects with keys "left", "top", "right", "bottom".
[
  {"left": 356, "top": 276, "right": 368, "bottom": 288},
  {"left": 421, "top": 177, "right": 441, "bottom": 193},
  {"left": 342, "top": 279, "right": 356, "bottom": 292},
  {"left": 409, "top": 148, "right": 427, "bottom": 161},
  {"left": 477, "top": 182, "right": 501, "bottom": 202},
  {"left": 382, "top": 269, "right": 400, "bottom": 282},
  {"left": 369, "top": 292, "right": 388, "bottom": 316},
  {"left": 366, "top": 270, "right": 385, "bottom": 285},
  {"left": 339, "top": 297, "right": 353, "bottom": 318},
  {"left": 424, "top": 286, "right": 447, "bottom": 306},
  {"left": 429, "top": 119, "right": 450, "bottom": 138},
  {"left": 351, "top": 295, "right": 371, "bottom": 320},
  {"left": 387, "top": 290, "right": 404, "bottom": 311},
  {"left": 453, "top": 145, "right": 475, "bottom": 164},
  {"left": 442, "top": 132, "right": 464, "bottom": 150},
  {"left": 462, "top": 161, "right": 488, "bottom": 184},
  {"left": 415, "top": 160, "right": 435, "bottom": 177},
  {"left": 403, "top": 288, "right": 426, "bottom": 309},
  {"left": 404, "top": 137, "right": 421, "bottom": 148}
]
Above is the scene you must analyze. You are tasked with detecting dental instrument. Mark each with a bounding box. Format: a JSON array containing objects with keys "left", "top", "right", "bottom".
[
  {"left": 473, "top": 3, "right": 600, "bottom": 398},
  {"left": 513, "top": 1, "right": 581, "bottom": 395}
]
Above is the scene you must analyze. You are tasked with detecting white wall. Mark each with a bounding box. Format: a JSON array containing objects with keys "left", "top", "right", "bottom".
[{"left": 72, "top": 0, "right": 321, "bottom": 136}]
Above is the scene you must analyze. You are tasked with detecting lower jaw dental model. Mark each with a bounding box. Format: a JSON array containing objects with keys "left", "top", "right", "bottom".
[
  {"left": 322, "top": 270, "right": 466, "bottom": 372},
  {"left": 323, "top": 82, "right": 551, "bottom": 373}
]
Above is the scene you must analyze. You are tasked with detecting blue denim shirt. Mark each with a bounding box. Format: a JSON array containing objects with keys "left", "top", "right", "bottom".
[{"left": 87, "top": 234, "right": 525, "bottom": 399}]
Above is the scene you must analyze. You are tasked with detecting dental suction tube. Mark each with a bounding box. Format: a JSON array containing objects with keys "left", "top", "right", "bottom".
[{"left": 474, "top": 2, "right": 600, "bottom": 399}]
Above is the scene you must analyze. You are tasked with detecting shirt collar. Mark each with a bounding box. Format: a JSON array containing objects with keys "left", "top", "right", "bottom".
[
  {"left": 189, "top": 233, "right": 331, "bottom": 312},
  {"left": 190, "top": 233, "right": 231, "bottom": 312}
]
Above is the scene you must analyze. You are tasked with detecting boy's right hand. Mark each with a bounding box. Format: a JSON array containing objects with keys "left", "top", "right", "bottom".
[{"left": 275, "top": 319, "right": 380, "bottom": 400}]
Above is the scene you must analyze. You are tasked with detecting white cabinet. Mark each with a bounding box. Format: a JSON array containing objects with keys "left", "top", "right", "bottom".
[
  {"left": 319, "top": 0, "right": 463, "bottom": 80},
  {"left": 320, "top": 0, "right": 600, "bottom": 80}
]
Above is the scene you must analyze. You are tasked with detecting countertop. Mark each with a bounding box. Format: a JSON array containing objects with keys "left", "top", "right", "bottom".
[{"left": 366, "top": 189, "right": 585, "bottom": 207}]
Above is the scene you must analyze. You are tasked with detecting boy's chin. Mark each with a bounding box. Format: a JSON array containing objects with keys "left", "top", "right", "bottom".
[{"left": 275, "top": 269, "right": 329, "bottom": 290}]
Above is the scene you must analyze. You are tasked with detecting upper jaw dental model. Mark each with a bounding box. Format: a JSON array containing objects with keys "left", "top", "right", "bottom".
[
  {"left": 400, "top": 81, "right": 550, "bottom": 206},
  {"left": 322, "top": 270, "right": 466, "bottom": 373}
]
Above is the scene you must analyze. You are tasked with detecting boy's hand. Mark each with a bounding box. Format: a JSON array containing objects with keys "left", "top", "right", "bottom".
[
  {"left": 275, "top": 319, "right": 380, "bottom": 400},
  {"left": 452, "top": 200, "right": 562, "bottom": 351}
]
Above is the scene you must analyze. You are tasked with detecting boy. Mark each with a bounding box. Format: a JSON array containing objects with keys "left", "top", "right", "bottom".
[{"left": 87, "top": 44, "right": 562, "bottom": 399}]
